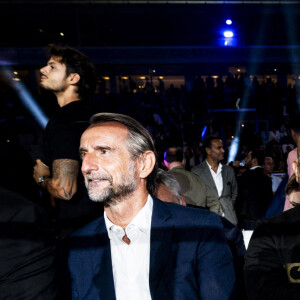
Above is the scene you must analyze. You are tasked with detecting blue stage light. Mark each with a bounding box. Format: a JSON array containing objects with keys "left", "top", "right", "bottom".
[
  {"left": 3, "top": 69, "right": 49, "bottom": 128},
  {"left": 223, "top": 30, "right": 234, "bottom": 38},
  {"left": 201, "top": 125, "right": 207, "bottom": 139},
  {"left": 227, "top": 136, "right": 240, "bottom": 164},
  {"left": 226, "top": 19, "right": 232, "bottom": 25}
]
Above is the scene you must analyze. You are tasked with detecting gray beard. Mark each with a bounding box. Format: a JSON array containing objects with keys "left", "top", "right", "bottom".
[{"left": 85, "top": 161, "right": 137, "bottom": 207}]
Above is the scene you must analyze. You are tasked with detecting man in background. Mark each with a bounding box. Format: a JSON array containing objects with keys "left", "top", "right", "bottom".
[
  {"left": 164, "top": 146, "right": 219, "bottom": 213},
  {"left": 263, "top": 156, "right": 282, "bottom": 194},
  {"left": 192, "top": 135, "right": 238, "bottom": 225},
  {"left": 235, "top": 149, "right": 273, "bottom": 230}
]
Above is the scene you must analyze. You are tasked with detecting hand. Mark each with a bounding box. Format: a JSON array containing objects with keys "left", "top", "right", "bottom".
[
  {"left": 232, "top": 161, "right": 240, "bottom": 168},
  {"left": 33, "top": 159, "right": 50, "bottom": 184}
]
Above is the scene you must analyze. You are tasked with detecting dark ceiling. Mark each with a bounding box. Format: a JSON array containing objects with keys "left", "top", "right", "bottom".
[{"left": 1, "top": 2, "right": 300, "bottom": 48}]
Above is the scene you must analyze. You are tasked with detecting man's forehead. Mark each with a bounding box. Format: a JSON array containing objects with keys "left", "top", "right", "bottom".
[
  {"left": 82, "top": 122, "right": 128, "bottom": 140},
  {"left": 211, "top": 139, "right": 223, "bottom": 146},
  {"left": 49, "top": 56, "right": 63, "bottom": 63},
  {"left": 88, "top": 121, "right": 128, "bottom": 132}
]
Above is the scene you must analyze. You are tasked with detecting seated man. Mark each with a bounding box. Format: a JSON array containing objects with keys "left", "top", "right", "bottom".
[
  {"left": 155, "top": 168, "right": 186, "bottom": 206},
  {"left": 244, "top": 154, "right": 300, "bottom": 300},
  {"left": 68, "top": 112, "right": 237, "bottom": 300},
  {"left": 163, "top": 147, "right": 219, "bottom": 214}
]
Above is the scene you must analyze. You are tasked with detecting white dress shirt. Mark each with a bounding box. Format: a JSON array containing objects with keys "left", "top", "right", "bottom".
[
  {"left": 206, "top": 160, "right": 223, "bottom": 197},
  {"left": 104, "top": 195, "right": 153, "bottom": 300}
]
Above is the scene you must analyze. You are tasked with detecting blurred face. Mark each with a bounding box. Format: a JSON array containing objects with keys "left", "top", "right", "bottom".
[
  {"left": 40, "top": 56, "right": 69, "bottom": 93},
  {"left": 263, "top": 157, "right": 274, "bottom": 175},
  {"left": 206, "top": 139, "right": 225, "bottom": 162},
  {"left": 80, "top": 122, "right": 138, "bottom": 206}
]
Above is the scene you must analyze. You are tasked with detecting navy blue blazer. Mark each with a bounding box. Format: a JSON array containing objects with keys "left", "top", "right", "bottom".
[{"left": 68, "top": 197, "right": 237, "bottom": 300}]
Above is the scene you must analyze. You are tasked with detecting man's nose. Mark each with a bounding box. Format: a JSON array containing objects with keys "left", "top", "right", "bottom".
[
  {"left": 81, "top": 153, "right": 98, "bottom": 175},
  {"left": 40, "top": 66, "right": 47, "bottom": 75}
]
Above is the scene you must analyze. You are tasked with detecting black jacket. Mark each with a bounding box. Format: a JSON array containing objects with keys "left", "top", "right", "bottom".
[
  {"left": 244, "top": 205, "right": 300, "bottom": 300},
  {"left": 236, "top": 167, "right": 273, "bottom": 221}
]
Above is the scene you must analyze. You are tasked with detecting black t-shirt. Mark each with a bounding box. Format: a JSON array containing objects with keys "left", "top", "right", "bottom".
[{"left": 42, "top": 100, "right": 103, "bottom": 239}]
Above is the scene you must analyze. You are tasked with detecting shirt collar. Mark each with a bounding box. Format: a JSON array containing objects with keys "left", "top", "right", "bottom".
[
  {"left": 250, "top": 166, "right": 262, "bottom": 170},
  {"left": 104, "top": 194, "right": 153, "bottom": 241},
  {"left": 206, "top": 160, "right": 222, "bottom": 174}
]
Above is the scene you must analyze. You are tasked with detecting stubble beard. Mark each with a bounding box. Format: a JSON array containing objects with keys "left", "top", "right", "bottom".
[
  {"left": 85, "top": 161, "right": 138, "bottom": 207},
  {"left": 39, "top": 76, "right": 68, "bottom": 94}
]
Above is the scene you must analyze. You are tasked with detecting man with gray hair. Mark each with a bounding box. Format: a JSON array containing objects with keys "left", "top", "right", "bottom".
[
  {"left": 68, "top": 112, "right": 237, "bottom": 300},
  {"left": 164, "top": 146, "right": 219, "bottom": 213},
  {"left": 154, "top": 168, "right": 186, "bottom": 206}
]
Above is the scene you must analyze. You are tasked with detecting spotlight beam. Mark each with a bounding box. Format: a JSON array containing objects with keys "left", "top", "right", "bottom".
[{"left": 2, "top": 69, "right": 49, "bottom": 128}]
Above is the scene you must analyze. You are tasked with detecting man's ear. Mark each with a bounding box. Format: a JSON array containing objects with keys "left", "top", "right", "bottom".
[
  {"left": 138, "top": 151, "right": 156, "bottom": 179},
  {"left": 68, "top": 73, "right": 80, "bottom": 85},
  {"left": 293, "top": 160, "right": 299, "bottom": 183}
]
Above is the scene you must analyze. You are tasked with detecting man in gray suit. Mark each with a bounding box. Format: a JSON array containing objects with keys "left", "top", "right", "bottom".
[
  {"left": 191, "top": 136, "right": 238, "bottom": 225},
  {"left": 164, "top": 147, "right": 219, "bottom": 214}
]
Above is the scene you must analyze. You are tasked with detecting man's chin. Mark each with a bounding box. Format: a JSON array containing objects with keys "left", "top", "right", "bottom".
[
  {"left": 88, "top": 192, "right": 108, "bottom": 203},
  {"left": 87, "top": 187, "right": 111, "bottom": 203}
]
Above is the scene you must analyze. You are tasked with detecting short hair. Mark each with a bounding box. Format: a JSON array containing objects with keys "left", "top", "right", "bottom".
[
  {"left": 202, "top": 135, "right": 221, "bottom": 157},
  {"left": 263, "top": 156, "right": 274, "bottom": 164},
  {"left": 164, "top": 147, "right": 183, "bottom": 164},
  {"left": 203, "top": 135, "right": 220, "bottom": 150},
  {"left": 90, "top": 112, "right": 158, "bottom": 194},
  {"left": 47, "top": 43, "right": 97, "bottom": 99},
  {"left": 155, "top": 168, "right": 182, "bottom": 204},
  {"left": 250, "top": 149, "right": 265, "bottom": 166}
]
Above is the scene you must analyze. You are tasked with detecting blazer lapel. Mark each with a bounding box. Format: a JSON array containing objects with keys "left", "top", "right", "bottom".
[
  {"left": 149, "top": 198, "right": 174, "bottom": 297},
  {"left": 93, "top": 218, "right": 116, "bottom": 300},
  {"left": 221, "top": 164, "right": 227, "bottom": 196},
  {"left": 203, "top": 161, "right": 219, "bottom": 196}
]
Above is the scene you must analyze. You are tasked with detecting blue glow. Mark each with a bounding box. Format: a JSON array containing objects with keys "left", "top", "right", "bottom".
[
  {"left": 223, "top": 30, "right": 234, "bottom": 38},
  {"left": 3, "top": 70, "right": 49, "bottom": 128},
  {"left": 227, "top": 136, "right": 240, "bottom": 164},
  {"left": 164, "top": 150, "right": 167, "bottom": 160},
  {"left": 201, "top": 125, "right": 207, "bottom": 139},
  {"left": 226, "top": 19, "right": 232, "bottom": 25}
]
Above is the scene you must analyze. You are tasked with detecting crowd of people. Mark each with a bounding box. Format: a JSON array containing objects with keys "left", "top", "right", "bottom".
[{"left": 1, "top": 43, "right": 300, "bottom": 299}]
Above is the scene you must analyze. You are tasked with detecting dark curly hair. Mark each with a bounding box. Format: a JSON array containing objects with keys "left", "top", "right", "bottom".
[{"left": 47, "top": 43, "right": 98, "bottom": 99}]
